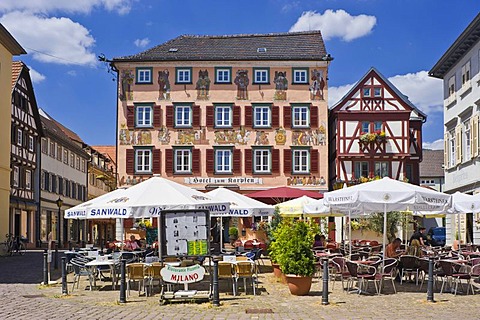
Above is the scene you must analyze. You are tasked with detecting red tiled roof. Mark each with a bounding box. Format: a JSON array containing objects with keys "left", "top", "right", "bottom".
[
  {"left": 53, "top": 119, "right": 84, "bottom": 144},
  {"left": 92, "top": 145, "right": 116, "bottom": 168},
  {"left": 11, "top": 61, "right": 23, "bottom": 90}
]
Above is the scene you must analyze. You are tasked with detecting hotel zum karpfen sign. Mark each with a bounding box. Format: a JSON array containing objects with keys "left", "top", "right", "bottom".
[
  {"left": 161, "top": 264, "right": 206, "bottom": 284},
  {"left": 184, "top": 177, "right": 263, "bottom": 184}
]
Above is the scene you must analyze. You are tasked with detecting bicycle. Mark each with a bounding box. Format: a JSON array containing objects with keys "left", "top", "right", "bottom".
[{"left": 0, "top": 234, "right": 26, "bottom": 256}]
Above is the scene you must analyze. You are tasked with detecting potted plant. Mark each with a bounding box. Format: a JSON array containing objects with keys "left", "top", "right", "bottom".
[
  {"left": 228, "top": 226, "right": 238, "bottom": 245},
  {"left": 267, "top": 209, "right": 284, "bottom": 279},
  {"left": 274, "top": 220, "right": 315, "bottom": 295}
]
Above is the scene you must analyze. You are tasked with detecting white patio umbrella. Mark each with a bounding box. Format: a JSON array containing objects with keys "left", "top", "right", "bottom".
[
  {"left": 65, "top": 176, "right": 230, "bottom": 257},
  {"left": 276, "top": 195, "right": 318, "bottom": 217},
  {"left": 206, "top": 187, "right": 274, "bottom": 250},
  {"left": 323, "top": 177, "right": 452, "bottom": 259}
]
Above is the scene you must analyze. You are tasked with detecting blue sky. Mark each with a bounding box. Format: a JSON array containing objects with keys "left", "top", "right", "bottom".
[{"left": 1, "top": 0, "right": 480, "bottom": 149}]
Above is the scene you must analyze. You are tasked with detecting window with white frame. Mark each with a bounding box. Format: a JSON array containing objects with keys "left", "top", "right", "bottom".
[
  {"left": 174, "top": 148, "right": 192, "bottom": 173},
  {"left": 253, "top": 68, "right": 269, "bottom": 84},
  {"left": 136, "top": 68, "right": 152, "bottom": 84},
  {"left": 13, "top": 166, "right": 19, "bottom": 187},
  {"left": 253, "top": 105, "right": 270, "bottom": 127},
  {"left": 50, "top": 141, "right": 55, "bottom": 157},
  {"left": 292, "top": 149, "right": 309, "bottom": 174},
  {"left": 57, "top": 145, "right": 62, "bottom": 161},
  {"left": 175, "top": 105, "right": 192, "bottom": 127},
  {"left": 374, "top": 161, "right": 389, "bottom": 177},
  {"left": 362, "top": 122, "right": 370, "bottom": 133},
  {"left": 448, "top": 75, "right": 455, "bottom": 97},
  {"left": 81, "top": 159, "right": 86, "bottom": 172},
  {"left": 449, "top": 130, "right": 456, "bottom": 167},
  {"left": 215, "top": 68, "right": 231, "bottom": 83},
  {"left": 215, "top": 105, "right": 232, "bottom": 127},
  {"left": 70, "top": 153, "right": 75, "bottom": 167},
  {"left": 76, "top": 156, "right": 80, "bottom": 170},
  {"left": 176, "top": 68, "right": 192, "bottom": 84},
  {"left": 17, "top": 129, "right": 22, "bottom": 146},
  {"left": 463, "top": 119, "right": 471, "bottom": 161},
  {"left": 135, "top": 148, "right": 152, "bottom": 173},
  {"left": 363, "top": 88, "right": 371, "bottom": 97},
  {"left": 292, "top": 105, "right": 309, "bottom": 128},
  {"left": 253, "top": 148, "right": 270, "bottom": 173},
  {"left": 374, "top": 87, "right": 382, "bottom": 97},
  {"left": 461, "top": 60, "right": 471, "bottom": 86},
  {"left": 293, "top": 69, "right": 308, "bottom": 84},
  {"left": 354, "top": 161, "right": 369, "bottom": 179},
  {"left": 374, "top": 121, "right": 382, "bottom": 132},
  {"left": 64, "top": 149, "right": 68, "bottom": 164},
  {"left": 25, "top": 170, "right": 32, "bottom": 190},
  {"left": 215, "top": 148, "right": 232, "bottom": 173},
  {"left": 135, "top": 105, "right": 153, "bottom": 127},
  {"left": 41, "top": 138, "right": 47, "bottom": 154},
  {"left": 28, "top": 136, "right": 34, "bottom": 152}
]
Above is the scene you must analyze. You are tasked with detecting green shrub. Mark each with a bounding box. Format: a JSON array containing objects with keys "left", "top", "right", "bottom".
[
  {"left": 271, "top": 219, "right": 315, "bottom": 276},
  {"left": 228, "top": 227, "right": 238, "bottom": 239}
]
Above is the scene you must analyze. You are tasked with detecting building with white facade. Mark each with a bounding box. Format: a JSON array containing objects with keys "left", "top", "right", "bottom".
[{"left": 429, "top": 13, "right": 480, "bottom": 245}]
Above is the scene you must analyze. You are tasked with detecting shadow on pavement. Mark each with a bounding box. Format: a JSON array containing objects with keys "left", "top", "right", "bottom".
[{"left": 0, "top": 251, "right": 62, "bottom": 284}]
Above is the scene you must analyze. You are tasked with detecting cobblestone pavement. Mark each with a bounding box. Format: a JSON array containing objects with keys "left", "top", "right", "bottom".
[{"left": 1, "top": 251, "right": 480, "bottom": 319}]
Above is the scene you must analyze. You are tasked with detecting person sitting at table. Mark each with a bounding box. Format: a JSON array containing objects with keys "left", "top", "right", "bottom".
[
  {"left": 125, "top": 235, "right": 140, "bottom": 251},
  {"left": 386, "top": 238, "right": 403, "bottom": 258},
  {"left": 313, "top": 234, "right": 326, "bottom": 248}
]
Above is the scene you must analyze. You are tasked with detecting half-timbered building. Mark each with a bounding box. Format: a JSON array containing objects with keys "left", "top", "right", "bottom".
[
  {"left": 10, "top": 61, "right": 43, "bottom": 247},
  {"left": 329, "top": 67, "right": 426, "bottom": 189}
]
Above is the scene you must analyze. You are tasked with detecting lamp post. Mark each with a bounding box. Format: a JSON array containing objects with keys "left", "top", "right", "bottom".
[{"left": 56, "top": 197, "right": 63, "bottom": 248}]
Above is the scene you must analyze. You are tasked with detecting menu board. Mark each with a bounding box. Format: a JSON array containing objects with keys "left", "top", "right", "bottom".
[{"left": 163, "top": 210, "right": 210, "bottom": 257}]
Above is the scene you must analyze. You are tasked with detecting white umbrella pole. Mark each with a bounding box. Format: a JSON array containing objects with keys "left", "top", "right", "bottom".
[
  {"left": 157, "top": 216, "right": 162, "bottom": 259},
  {"left": 348, "top": 211, "right": 352, "bottom": 257},
  {"left": 383, "top": 203, "right": 387, "bottom": 261},
  {"left": 457, "top": 213, "right": 461, "bottom": 252},
  {"left": 220, "top": 218, "right": 223, "bottom": 253}
]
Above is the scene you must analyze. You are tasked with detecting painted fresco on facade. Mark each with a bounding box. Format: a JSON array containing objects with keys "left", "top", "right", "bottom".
[
  {"left": 176, "top": 127, "right": 208, "bottom": 145},
  {"left": 119, "top": 124, "right": 133, "bottom": 145},
  {"left": 310, "top": 69, "right": 325, "bottom": 100},
  {"left": 273, "top": 71, "right": 288, "bottom": 100},
  {"left": 196, "top": 70, "right": 211, "bottom": 100},
  {"left": 234, "top": 70, "right": 249, "bottom": 100},
  {"left": 214, "top": 127, "right": 251, "bottom": 145},
  {"left": 292, "top": 128, "right": 326, "bottom": 146},
  {"left": 274, "top": 127, "right": 287, "bottom": 145},
  {"left": 158, "top": 70, "right": 171, "bottom": 100},
  {"left": 253, "top": 131, "right": 269, "bottom": 145},
  {"left": 158, "top": 126, "right": 171, "bottom": 145},
  {"left": 120, "top": 70, "right": 134, "bottom": 101},
  {"left": 134, "top": 130, "right": 152, "bottom": 145},
  {"left": 287, "top": 175, "right": 327, "bottom": 186}
]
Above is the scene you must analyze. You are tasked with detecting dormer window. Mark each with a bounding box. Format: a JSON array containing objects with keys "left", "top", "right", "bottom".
[{"left": 257, "top": 48, "right": 267, "bottom": 53}]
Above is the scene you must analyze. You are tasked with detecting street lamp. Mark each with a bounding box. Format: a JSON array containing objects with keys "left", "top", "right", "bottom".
[{"left": 56, "top": 197, "right": 63, "bottom": 248}]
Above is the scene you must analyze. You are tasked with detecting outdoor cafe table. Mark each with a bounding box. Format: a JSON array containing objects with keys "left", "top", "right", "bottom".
[{"left": 85, "top": 259, "right": 117, "bottom": 289}]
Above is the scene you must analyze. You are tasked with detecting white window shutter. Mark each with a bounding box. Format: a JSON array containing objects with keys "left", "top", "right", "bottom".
[
  {"left": 444, "top": 133, "right": 449, "bottom": 169},
  {"left": 455, "top": 125, "right": 462, "bottom": 165},
  {"left": 472, "top": 115, "right": 478, "bottom": 158}
]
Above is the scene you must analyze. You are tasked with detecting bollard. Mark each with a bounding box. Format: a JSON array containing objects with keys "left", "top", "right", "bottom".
[
  {"left": 427, "top": 256, "right": 435, "bottom": 302},
  {"left": 212, "top": 256, "right": 220, "bottom": 307},
  {"left": 54, "top": 243, "right": 58, "bottom": 270},
  {"left": 119, "top": 259, "right": 126, "bottom": 303},
  {"left": 43, "top": 249, "right": 48, "bottom": 285},
  {"left": 322, "top": 258, "right": 329, "bottom": 305},
  {"left": 61, "top": 257, "right": 68, "bottom": 295}
]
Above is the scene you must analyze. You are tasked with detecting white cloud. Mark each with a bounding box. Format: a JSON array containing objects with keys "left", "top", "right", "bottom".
[
  {"left": 134, "top": 38, "right": 150, "bottom": 48},
  {"left": 28, "top": 67, "right": 46, "bottom": 83},
  {"left": 0, "top": 0, "right": 133, "bottom": 15},
  {"left": 289, "top": 9, "right": 376, "bottom": 41},
  {"left": 0, "top": 11, "right": 97, "bottom": 66},
  {"left": 388, "top": 71, "right": 443, "bottom": 114},
  {"left": 328, "top": 70, "right": 443, "bottom": 115},
  {"left": 423, "top": 139, "right": 444, "bottom": 150},
  {"left": 67, "top": 70, "right": 77, "bottom": 76}
]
